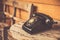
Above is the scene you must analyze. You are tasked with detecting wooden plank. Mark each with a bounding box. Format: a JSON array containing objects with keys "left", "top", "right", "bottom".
[
  {"left": 18, "top": 0, "right": 60, "bottom": 6},
  {"left": 5, "top": 0, "right": 33, "bottom": 12},
  {"left": 5, "top": 0, "right": 13, "bottom": 6},
  {"left": 33, "top": 3, "right": 60, "bottom": 20},
  {"left": 15, "top": 9, "right": 21, "bottom": 18},
  {"left": 8, "top": 6, "right": 14, "bottom": 16},
  {"left": 4, "top": 12, "right": 25, "bottom": 22},
  {"left": 21, "top": 11, "right": 29, "bottom": 20},
  {"left": 4, "top": 12, "right": 13, "bottom": 18},
  {"left": 14, "top": 1, "right": 32, "bottom": 12}
]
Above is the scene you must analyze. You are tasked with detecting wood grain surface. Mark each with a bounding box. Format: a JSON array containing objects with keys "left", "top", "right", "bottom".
[{"left": 9, "top": 20, "right": 60, "bottom": 40}]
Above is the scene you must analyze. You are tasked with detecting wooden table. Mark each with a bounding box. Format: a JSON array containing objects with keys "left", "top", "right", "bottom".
[{"left": 9, "top": 20, "right": 60, "bottom": 40}]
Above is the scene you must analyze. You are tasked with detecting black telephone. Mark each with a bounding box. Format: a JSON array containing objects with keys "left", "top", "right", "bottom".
[{"left": 22, "top": 13, "right": 55, "bottom": 34}]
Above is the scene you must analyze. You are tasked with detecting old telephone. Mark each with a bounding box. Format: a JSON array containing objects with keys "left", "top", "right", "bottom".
[{"left": 22, "top": 13, "right": 57, "bottom": 34}]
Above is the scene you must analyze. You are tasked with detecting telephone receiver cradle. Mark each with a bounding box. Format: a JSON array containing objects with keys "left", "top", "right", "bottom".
[{"left": 22, "top": 12, "right": 57, "bottom": 34}]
